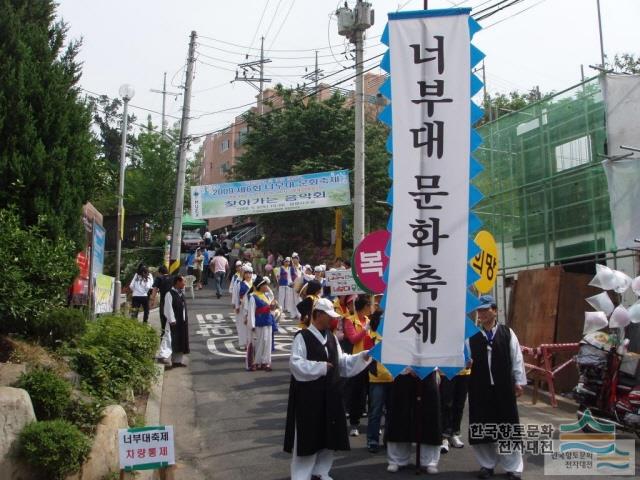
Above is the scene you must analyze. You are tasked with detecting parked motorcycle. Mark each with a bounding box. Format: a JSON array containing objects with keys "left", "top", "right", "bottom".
[{"left": 574, "top": 331, "right": 640, "bottom": 437}]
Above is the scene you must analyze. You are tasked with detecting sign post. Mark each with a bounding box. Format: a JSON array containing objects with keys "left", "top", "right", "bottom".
[
  {"left": 352, "top": 230, "right": 391, "bottom": 294},
  {"left": 470, "top": 230, "right": 498, "bottom": 294}
]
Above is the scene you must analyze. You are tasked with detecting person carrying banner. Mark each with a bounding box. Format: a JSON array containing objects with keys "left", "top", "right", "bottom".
[
  {"left": 278, "top": 257, "right": 294, "bottom": 314},
  {"left": 385, "top": 370, "right": 442, "bottom": 474},
  {"left": 235, "top": 265, "right": 254, "bottom": 354},
  {"left": 248, "top": 276, "right": 275, "bottom": 371},
  {"left": 467, "top": 295, "right": 527, "bottom": 480},
  {"left": 284, "top": 298, "right": 372, "bottom": 480}
]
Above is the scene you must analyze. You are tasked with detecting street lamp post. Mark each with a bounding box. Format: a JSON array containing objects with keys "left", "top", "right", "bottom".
[{"left": 113, "top": 84, "right": 135, "bottom": 313}]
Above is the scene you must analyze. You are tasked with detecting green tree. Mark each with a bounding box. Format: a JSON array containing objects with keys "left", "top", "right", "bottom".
[
  {"left": 0, "top": 0, "right": 98, "bottom": 246},
  {"left": 124, "top": 125, "right": 179, "bottom": 231},
  {"left": 480, "top": 87, "right": 549, "bottom": 125},
  {"left": 233, "top": 87, "right": 390, "bottom": 255},
  {"left": 606, "top": 53, "right": 640, "bottom": 74}
]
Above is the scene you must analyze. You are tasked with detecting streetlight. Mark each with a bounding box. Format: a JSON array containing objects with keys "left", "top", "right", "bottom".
[{"left": 113, "top": 84, "right": 135, "bottom": 312}]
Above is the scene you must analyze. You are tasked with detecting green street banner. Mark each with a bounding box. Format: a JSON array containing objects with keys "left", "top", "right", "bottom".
[{"left": 191, "top": 170, "right": 350, "bottom": 219}]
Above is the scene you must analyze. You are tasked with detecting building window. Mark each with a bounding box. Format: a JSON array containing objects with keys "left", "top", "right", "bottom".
[
  {"left": 219, "top": 162, "right": 229, "bottom": 176},
  {"left": 555, "top": 135, "right": 591, "bottom": 172},
  {"left": 220, "top": 139, "right": 230, "bottom": 152}
]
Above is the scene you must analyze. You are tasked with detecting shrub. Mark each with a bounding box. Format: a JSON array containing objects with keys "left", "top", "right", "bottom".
[
  {"left": 19, "top": 420, "right": 91, "bottom": 480},
  {"left": 71, "top": 315, "right": 158, "bottom": 400},
  {"left": 65, "top": 398, "right": 105, "bottom": 436},
  {"left": 0, "top": 209, "right": 78, "bottom": 336},
  {"left": 16, "top": 368, "right": 71, "bottom": 420},
  {"left": 28, "top": 307, "right": 88, "bottom": 347}
]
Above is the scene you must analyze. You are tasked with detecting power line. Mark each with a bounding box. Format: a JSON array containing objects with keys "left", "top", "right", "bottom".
[
  {"left": 80, "top": 88, "right": 182, "bottom": 120},
  {"left": 263, "top": 0, "right": 284, "bottom": 40},
  {"left": 197, "top": 34, "right": 348, "bottom": 53},
  {"left": 189, "top": 61, "right": 382, "bottom": 140},
  {"left": 197, "top": 41, "right": 340, "bottom": 60},
  {"left": 475, "top": 0, "right": 525, "bottom": 21},
  {"left": 191, "top": 52, "right": 383, "bottom": 120},
  {"left": 482, "top": 0, "right": 547, "bottom": 29},
  {"left": 247, "top": 0, "right": 271, "bottom": 55},
  {"left": 268, "top": 0, "right": 297, "bottom": 50}
]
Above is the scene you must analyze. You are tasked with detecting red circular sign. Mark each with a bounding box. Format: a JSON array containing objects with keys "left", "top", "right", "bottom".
[{"left": 352, "top": 230, "right": 391, "bottom": 294}]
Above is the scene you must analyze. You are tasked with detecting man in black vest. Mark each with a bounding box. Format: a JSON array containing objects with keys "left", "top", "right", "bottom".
[
  {"left": 163, "top": 275, "right": 190, "bottom": 367},
  {"left": 284, "top": 298, "right": 371, "bottom": 480},
  {"left": 468, "top": 295, "right": 526, "bottom": 480}
]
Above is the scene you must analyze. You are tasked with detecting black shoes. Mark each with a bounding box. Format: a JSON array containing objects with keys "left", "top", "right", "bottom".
[
  {"left": 477, "top": 467, "right": 494, "bottom": 479},
  {"left": 506, "top": 473, "right": 521, "bottom": 479}
]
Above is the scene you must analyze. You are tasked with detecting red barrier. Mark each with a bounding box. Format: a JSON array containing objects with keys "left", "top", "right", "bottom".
[{"left": 520, "top": 343, "right": 580, "bottom": 407}]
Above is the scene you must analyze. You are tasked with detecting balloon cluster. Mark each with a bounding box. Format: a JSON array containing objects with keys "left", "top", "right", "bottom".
[{"left": 583, "top": 264, "right": 640, "bottom": 335}]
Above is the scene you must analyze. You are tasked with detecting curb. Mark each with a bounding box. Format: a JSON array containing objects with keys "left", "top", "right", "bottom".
[
  {"left": 523, "top": 385, "right": 579, "bottom": 416},
  {"left": 136, "top": 363, "right": 165, "bottom": 480}
]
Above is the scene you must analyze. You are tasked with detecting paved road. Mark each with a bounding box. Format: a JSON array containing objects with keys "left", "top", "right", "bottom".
[{"left": 159, "top": 287, "right": 639, "bottom": 479}]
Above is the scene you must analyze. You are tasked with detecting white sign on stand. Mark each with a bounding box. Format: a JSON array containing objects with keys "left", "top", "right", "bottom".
[
  {"left": 325, "top": 270, "right": 365, "bottom": 296},
  {"left": 118, "top": 426, "right": 175, "bottom": 472}
]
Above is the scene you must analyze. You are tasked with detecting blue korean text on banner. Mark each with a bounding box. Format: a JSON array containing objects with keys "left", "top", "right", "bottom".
[{"left": 375, "top": 8, "right": 484, "bottom": 379}]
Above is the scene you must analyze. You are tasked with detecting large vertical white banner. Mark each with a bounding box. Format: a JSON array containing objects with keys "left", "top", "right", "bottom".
[{"left": 377, "top": 8, "right": 482, "bottom": 376}]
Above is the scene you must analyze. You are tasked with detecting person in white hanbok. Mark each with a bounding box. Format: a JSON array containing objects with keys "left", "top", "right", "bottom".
[
  {"left": 284, "top": 298, "right": 372, "bottom": 480},
  {"left": 234, "top": 265, "right": 254, "bottom": 351},
  {"left": 229, "top": 260, "right": 243, "bottom": 307}
]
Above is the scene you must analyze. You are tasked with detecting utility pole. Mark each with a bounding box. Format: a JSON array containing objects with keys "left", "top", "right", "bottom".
[
  {"left": 169, "top": 31, "right": 197, "bottom": 275},
  {"left": 151, "top": 72, "right": 181, "bottom": 137},
  {"left": 234, "top": 37, "right": 271, "bottom": 114},
  {"left": 596, "top": 0, "right": 606, "bottom": 68},
  {"left": 337, "top": 0, "right": 374, "bottom": 248},
  {"left": 303, "top": 50, "right": 325, "bottom": 96}
]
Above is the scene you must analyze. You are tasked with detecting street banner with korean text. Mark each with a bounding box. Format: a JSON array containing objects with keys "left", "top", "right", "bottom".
[
  {"left": 191, "top": 170, "right": 351, "bottom": 219},
  {"left": 373, "top": 8, "right": 485, "bottom": 378}
]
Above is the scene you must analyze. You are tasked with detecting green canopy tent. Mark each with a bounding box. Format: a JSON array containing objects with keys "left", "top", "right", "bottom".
[{"left": 182, "top": 213, "right": 207, "bottom": 229}]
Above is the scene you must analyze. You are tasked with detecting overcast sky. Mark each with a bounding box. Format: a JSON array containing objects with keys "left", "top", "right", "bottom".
[{"left": 57, "top": 0, "right": 639, "bottom": 137}]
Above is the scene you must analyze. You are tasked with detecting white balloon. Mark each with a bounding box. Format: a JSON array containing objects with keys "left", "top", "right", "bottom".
[
  {"left": 609, "top": 305, "right": 631, "bottom": 329},
  {"left": 632, "top": 276, "right": 640, "bottom": 296},
  {"left": 588, "top": 264, "right": 617, "bottom": 291},
  {"left": 585, "top": 292, "right": 615, "bottom": 316},
  {"left": 612, "top": 270, "right": 632, "bottom": 294},
  {"left": 583, "top": 311, "right": 609, "bottom": 335},
  {"left": 629, "top": 301, "right": 640, "bottom": 324}
]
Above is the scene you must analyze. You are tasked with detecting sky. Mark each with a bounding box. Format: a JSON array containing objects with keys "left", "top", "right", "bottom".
[{"left": 57, "top": 0, "right": 640, "bottom": 139}]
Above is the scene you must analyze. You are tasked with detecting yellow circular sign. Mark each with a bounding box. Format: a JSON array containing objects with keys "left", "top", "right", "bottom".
[{"left": 471, "top": 230, "right": 499, "bottom": 294}]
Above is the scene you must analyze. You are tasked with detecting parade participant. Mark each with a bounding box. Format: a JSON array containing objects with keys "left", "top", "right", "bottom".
[
  {"left": 234, "top": 265, "right": 254, "bottom": 353},
  {"left": 229, "top": 260, "right": 243, "bottom": 307},
  {"left": 333, "top": 294, "right": 357, "bottom": 349},
  {"left": 296, "top": 280, "right": 323, "bottom": 329},
  {"left": 366, "top": 310, "right": 393, "bottom": 454},
  {"left": 284, "top": 298, "right": 372, "bottom": 480},
  {"left": 278, "top": 257, "right": 293, "bottom": 314},
  {"left": 248, "top": 276, "right": 276, "bottom": 371},
  {"left": 440, "top": 368, "right": 470, "bottom": 453},
  {"left": 343, "top": 295, "right": 373, "bottom": 437},
  {"left": 386, "top": 370, "right": 442, "bottom": 474},
  {"left": 162, "top": 275, "right": 190, "bottom": 367},
  {"left": 194, "top": 247, "right": 204, "bottom": 289},
  {"left": 290, "top": 253, "right": 304, "bottom": 319},
  {"left": 468, "top": 295, "right": 526, "bottom": 480}
]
